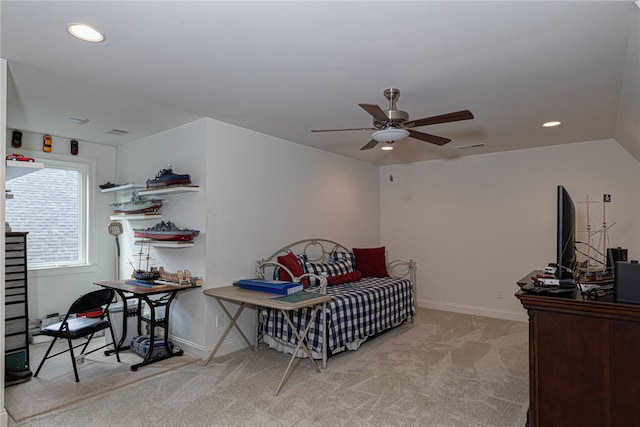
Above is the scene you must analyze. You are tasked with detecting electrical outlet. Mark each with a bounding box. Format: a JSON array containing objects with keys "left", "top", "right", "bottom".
[
  {"left": 216, "top": 314, "right": 224, "bottom": 328},
  {"left": 497, "top": 289, "right": 503, "bottom": 299}
]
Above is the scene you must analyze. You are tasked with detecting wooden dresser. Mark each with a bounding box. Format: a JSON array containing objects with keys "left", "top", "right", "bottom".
[{"left": 516, "top": 272, "right": 640, "bottom": 427}]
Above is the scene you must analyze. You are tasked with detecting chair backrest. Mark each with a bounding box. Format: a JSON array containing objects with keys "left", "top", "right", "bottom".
[{"left": 67, "top": 289, "right": 115, "bottom": 316}]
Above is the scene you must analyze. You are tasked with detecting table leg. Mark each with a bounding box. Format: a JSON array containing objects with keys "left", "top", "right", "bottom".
[
  {"left": 203, "top": 300, "right": 254, "bottom": 366},
  {"left": 274, "top": 304, "right": 322, "bottom": 397},
  {"left": 322, "top": 301, "right": 327, "bottom": 369},
  {"left": 105, "top": 291, "right": 136, "bottom": 355},
  {"left": 130, "top": 292, "right": 184, "bottom": 371}
]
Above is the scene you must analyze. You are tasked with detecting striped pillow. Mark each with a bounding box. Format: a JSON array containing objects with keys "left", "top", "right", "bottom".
[
  {"left": 331, "top": 251, "right": 357, "bottom": 271},
  {"left": 303, "top": 259, "right": 353, "bottom": 287}
]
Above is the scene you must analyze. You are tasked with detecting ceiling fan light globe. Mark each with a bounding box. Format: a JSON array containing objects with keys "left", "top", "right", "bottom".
[{"left": 372, "top": 128, "right": 409, "bottom": 143}]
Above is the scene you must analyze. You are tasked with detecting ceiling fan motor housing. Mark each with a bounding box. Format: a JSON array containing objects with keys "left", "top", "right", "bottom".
[
  {"left": 374, "top": 110, "right": 409, "bottom": 129},
  {"left": 374, "top": 87, "right": 409, "bottom": 128}
]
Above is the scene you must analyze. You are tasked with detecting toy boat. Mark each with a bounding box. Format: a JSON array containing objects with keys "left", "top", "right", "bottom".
[
  {"left": 132, "top": 268, "right": 160, "bottom": 282},
  {"left": 134, "top": 221, "right": 199, "bottom": 241},
  {"left": 129, "top": 243, "right": 160, "bottom": 282},
  {"left": 573, "top": 194, "right": 616, "bottom": 297},
  {"left": 112, "top": 194, "right": 163, "bottom": 214},
  {"left": 146, "top": 165, "right": 191, "bottom": 188}
]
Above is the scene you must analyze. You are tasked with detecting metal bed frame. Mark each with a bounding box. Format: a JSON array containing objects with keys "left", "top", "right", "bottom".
[{"left": 254, "top": 238, "right": 417, "bottom": 367}]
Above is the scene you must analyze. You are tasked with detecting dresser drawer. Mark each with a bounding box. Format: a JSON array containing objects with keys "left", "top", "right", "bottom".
[{"left": 5, "top": 302, "right": 26, "bottom": 319}]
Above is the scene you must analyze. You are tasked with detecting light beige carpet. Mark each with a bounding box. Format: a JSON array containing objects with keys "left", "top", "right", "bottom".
[
  {"left": 5, "top": 339, "right": 198, "bottom": 422},
  {"left": 8, "top": 308, "right": 529, "bottom": 427}
]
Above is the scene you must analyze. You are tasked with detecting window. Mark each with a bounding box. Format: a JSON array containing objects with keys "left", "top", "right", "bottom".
[{"left": 5, "top": 158, "right": 91, "bottom": 270}]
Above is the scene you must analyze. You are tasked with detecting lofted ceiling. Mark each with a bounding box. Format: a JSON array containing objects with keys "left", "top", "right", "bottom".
[{"left": 1, "top": 1, "right": 638, "bottom": 166}]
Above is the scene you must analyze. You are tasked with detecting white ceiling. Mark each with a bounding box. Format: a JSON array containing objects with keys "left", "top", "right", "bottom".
[{"left": 1, "top": 1, "right": 638, "bottom": 165}]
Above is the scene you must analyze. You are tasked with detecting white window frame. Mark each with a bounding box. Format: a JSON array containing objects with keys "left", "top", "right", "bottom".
[{"left": 6, "top": 151, "right": 96, "bottom": 276}]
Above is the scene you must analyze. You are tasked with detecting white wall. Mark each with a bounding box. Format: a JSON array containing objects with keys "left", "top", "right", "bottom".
[
  {"left": 4, "top": 130, "right": 116, "bottom": 320},
  {"left": 115, "top": 120, "right": 208, "bottom": 354},
  {"left": 380, "top": 139, "right": 640, "bottom": 321},
  {"left": 615, "top": 6, "right": 640, "bottom": 159},
  {"left": 116, "top": 118, "right": 380, "bottom": 357}
]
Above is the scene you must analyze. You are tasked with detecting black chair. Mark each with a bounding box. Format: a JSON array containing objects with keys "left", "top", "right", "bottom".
[{"left": 34, "top": 288, "right": 121, "bottom": 382}]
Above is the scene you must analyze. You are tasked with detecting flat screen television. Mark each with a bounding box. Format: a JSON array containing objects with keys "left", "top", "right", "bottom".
[{"left": 557, "top": 185, "right": 576, "bottom": 279}]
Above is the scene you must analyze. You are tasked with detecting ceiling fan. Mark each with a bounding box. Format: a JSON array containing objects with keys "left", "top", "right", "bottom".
[{"left": 311, "top": 88, "right": 474, "bottom": 150}]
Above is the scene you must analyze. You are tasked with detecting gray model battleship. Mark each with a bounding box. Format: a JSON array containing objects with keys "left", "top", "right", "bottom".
[{"left": 111, "top": 194, "right": 163, "bottom": 214}]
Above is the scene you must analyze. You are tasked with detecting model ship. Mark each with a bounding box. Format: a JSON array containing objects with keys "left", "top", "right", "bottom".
[
  {"left": 133, "top": 221, "right": 199, "bottom": 241},
  {"left": 111, "top": 193, "right": 163, "bottom": 214},
  {"left": 129, "top": 243, "right": 160, "bottom": 282},
  {"left": 146, "top": 164, "right": 191, "bottom": 188},
  {"left": 574, "top": 194, "right": 615, "bottom": 296}
]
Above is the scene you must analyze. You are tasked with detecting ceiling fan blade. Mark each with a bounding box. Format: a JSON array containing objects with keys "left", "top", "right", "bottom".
[
  {"left": 360, "top": 139, "right": 380, "bottom": 150},
  {"left": 311, "top": 127, "right": 376, "bottom": 133},
  {"left": 408, "top": 130, "right": 451, "bottom": 146},
  {"left": 359, "top": 104, "right": 388, "bottom": 122},
  {"left": 405, "top": 110, "right": 474, "bottom": 128}
]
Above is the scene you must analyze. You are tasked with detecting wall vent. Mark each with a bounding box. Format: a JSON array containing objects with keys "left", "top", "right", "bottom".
[{"left": 455, "top": 143, "right": 485, "bottom": 150}]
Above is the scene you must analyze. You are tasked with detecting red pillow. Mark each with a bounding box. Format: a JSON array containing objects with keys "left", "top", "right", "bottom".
[
  {"left": 353, "top": 247, "right": 389, "bottom": 278},
  {"left": 327, "top": 270, "right": 362, "bottom": 286},
  {"left": 277, "top": 252, "right": 309, "bottom": 288}
]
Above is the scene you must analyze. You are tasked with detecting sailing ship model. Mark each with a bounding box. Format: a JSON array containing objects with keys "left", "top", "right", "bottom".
[
  {"left": 129, "top": 242, "right": 160, "bottom": 282},
  {"left": 574, "top": 194, "right": 615, "bottom": 297}
]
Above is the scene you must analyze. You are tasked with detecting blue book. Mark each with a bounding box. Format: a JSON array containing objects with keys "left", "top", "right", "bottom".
[{"left": 236, "top": 279, "right": 304, "bottom": 295}]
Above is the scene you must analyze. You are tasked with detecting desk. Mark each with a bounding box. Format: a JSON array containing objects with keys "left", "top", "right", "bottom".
[
  {"left": 516, "top": 271, "right": 640, "bottom": 426},
  {"left": 94, "top": 280, "right": 198, "bottom": 371},
  {"left": 203, "top": 286, "right": 331, "bottom": 396}
]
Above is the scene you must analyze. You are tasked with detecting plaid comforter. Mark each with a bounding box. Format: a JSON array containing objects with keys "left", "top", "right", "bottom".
[{"left": 259, "top": 277, "right": 415, "bottom": 356}]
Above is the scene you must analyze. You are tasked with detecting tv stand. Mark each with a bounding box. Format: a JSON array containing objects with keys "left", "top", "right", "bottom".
[{"left": 516, "top": 271, "right": 640, "bottom": 426}]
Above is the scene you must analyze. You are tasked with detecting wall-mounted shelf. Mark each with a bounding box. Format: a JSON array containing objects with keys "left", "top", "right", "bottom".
[
  {"left": 6, "top": 161, "right": 44, "bottom": 181},
  {"left": 137, "top": 185, "right": 200, "bottom": 196},
  {"left": 134, "top": 240, "right": 195, "bottom": 249},
  {"left": 110, "top": 213, "right": 162, "bottom": 221},
  {"left": 100, "top": 183, "right": 145, "bottom": 193}
]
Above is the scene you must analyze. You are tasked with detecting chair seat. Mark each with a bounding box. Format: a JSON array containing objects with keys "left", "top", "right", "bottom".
[{"left": 41, "top": 317, "right": 111, "bottom": 339}]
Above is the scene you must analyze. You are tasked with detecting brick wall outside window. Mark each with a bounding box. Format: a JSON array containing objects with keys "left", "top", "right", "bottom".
[{"left": 6, "top": 168, "right": 80, "bottom": 265}]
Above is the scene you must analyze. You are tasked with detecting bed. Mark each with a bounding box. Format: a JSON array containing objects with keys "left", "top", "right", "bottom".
[{"left": 254, "top": 238, "right": 416, "bottom": 368}]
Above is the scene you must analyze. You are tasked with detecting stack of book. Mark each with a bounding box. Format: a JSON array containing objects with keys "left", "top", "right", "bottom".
[{"left": 236, "top": 279, "right": 304, "bottom": 295}]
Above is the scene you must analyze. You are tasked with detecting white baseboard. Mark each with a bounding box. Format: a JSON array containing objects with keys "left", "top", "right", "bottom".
[
  {"left": 169, "top": 334, "right": 248, "bottom": 362},
  {"left": 417, "top": 299, "right": 528, "bottom": 323}
]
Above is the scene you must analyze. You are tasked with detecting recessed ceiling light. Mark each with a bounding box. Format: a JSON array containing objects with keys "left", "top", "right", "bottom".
[
  {"left": 381, "top": 145, "right": 394, "bottom": 151},
  {"left": 67, "top": 115, "right": 89, "bottom": 125},
  {"left": 542, "top": 121, "right": 562, "bottom": 128},
  {"left": 66, "top": 23, "right": 105, "bottom": 43}
]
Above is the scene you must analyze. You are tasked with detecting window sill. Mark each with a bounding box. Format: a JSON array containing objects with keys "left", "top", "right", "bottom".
[{"left": 28, "top": 264, "right": 98, "bottom": 278}]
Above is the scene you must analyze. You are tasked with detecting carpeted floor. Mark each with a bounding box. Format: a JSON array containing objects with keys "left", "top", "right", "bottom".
[
  {"left": 5, "top": 337, "right": 198, "bottom": 423},
  {"left": 8, "top": 308, "right": 529, "bottom": 426}
]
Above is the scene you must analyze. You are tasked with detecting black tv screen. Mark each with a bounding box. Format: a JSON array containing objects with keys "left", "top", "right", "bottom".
[{"left": 557, "top": 185, "right": 576, "bottom": 279}]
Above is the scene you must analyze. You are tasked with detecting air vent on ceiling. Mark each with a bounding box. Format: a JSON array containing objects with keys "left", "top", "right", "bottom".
[{"left": 106, "top": 129, "right": 129, "bottom": 136}]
